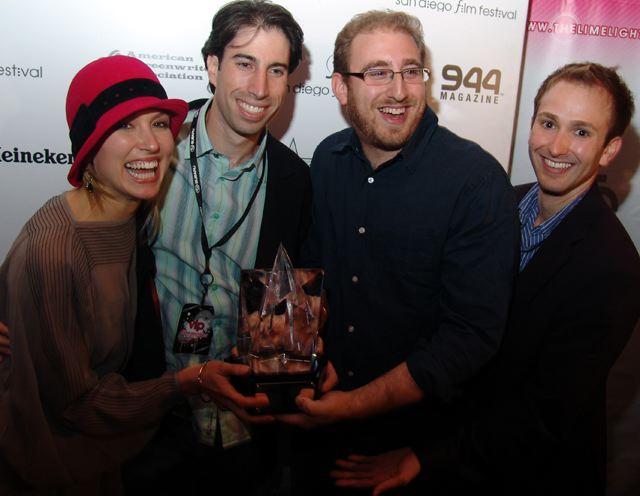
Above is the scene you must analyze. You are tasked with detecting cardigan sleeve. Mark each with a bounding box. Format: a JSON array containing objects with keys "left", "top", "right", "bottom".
[{"left": 23, "top": 224, "right": 179, "bottom": 437}]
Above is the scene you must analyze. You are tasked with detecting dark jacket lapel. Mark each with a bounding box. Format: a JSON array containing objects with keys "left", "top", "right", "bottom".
[
  {"left": 515, "top": 184, "right": 603, "bottom": 304},
  {"left": 254, "top": 134, "right": 309, "bottom": 268}
]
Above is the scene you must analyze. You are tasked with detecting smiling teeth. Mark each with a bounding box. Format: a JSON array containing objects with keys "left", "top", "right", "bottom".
[
  {"left": 380, "top": 107, "right": 405, "bottom": 115},
  {"left": 126, "top": 160, "right": 158, "bottom": 170},
  {"left": 126, "top": 160, "right": 157, "bottom": 179},
  {"left": 239, "top": 101, "right": 264, "bottom": 114},
  {"left": 544, "top": 158, "right": 572, "bottom": 169}
]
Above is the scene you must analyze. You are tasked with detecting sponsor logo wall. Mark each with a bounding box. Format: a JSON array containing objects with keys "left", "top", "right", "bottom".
[{"left": 0, "top": 0, "right": 528, "bottom": 258}]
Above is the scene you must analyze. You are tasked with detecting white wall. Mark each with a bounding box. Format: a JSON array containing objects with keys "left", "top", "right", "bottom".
[{"left": 0, "top": 0, "right": 529, "bottom": 259}]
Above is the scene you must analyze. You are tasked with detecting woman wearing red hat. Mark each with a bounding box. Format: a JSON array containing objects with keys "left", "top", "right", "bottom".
[{"left": 0, "top": 55, "right": 255, "bottom": 495}]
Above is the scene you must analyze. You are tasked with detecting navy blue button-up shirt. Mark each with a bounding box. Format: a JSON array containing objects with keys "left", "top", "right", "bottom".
[{"left": 303, "top": 107, "right": 518, "bottom": 402}]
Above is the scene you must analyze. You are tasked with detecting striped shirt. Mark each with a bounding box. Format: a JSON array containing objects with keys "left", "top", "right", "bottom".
[
  {"left": 153, "top": 97, "right": 267, "bottom": 447},
  {"left": 519, "top": 183, "right": 585, "bottom": 271}
]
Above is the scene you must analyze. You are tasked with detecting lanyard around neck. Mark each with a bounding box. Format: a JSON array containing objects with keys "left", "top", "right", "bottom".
[{"left": 188, "top": 107, "right": 266, "bottom": 304}]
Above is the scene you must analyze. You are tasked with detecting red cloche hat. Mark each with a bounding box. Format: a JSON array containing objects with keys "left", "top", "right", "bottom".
[{"left": 65, "top": 55, "right": 189, "bottom": 187}]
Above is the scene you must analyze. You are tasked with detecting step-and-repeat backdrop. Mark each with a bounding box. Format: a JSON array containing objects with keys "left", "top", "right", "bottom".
[{"left": 0, "top": 0, "right": 529, "bottom": 258}]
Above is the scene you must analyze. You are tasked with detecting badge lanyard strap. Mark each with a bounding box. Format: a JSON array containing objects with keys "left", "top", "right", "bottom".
[{"left": 188, "top": 108, "right": 266, "bottom": 305}]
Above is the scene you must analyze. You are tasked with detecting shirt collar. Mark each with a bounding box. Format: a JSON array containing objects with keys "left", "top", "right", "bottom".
[
  {"left": 518, "top": 183, "right": 541, "bottom": 229},
  {"left": 519, "top": 182, "right": 587, "bottom": 259},
  {"left": 519, "top": 183, "right": 587, "bottom": 231}
]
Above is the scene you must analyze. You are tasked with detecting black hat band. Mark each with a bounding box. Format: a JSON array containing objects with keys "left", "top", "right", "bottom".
[{"left": 69, "top": 78, "right": 168, "bottom": 156}]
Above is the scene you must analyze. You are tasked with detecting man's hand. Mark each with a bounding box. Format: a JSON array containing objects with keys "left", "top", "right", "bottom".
[
  {"left": 330, "top": 447, "right": 421, "bottom": 495},
  {"left": 277, "top": 361, "right": 423, "bottom": 429},
  {"left": 316, "top": 357, "right": 339, "bottom": 394},
  {"left": 275, "top": 359, "right": 341, "bottom": 428},
  {"left": 0, "top": 322, "right": 10, "bottom": 363},
  {"left": 176, "top": 359, "right": 274, "bottom": 424}
]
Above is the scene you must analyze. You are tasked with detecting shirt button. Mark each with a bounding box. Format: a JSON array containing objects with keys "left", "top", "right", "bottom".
[
  {"left": 351, "top": 275, "right": 359, "bottom": 283},
  {"left": 358, "top": 226, "right": 366, "bottom": 234},
  {"left": 212, "top": 212, "right": 220, "bottom": 220},
  {"left": 346, "top": 370, "right": 354, "bottom": 377},
  {"left": 347, "top": 325, "right": 355, "bottom": 333},
  {"left": 368, "top": 177, "right": 374, "bottom": 184}
]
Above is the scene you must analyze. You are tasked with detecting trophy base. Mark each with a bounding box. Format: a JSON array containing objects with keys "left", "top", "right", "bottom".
[{"left": 227, "top": 356, "right": 324, "bottom": 414}]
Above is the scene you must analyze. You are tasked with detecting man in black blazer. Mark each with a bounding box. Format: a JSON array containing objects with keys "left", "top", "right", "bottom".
[
  {"left": 329, "top": 62, "right": 640, "bottom": 496},
  {"left": 123, "top": 2, "right": 311, "bottom": 495}
]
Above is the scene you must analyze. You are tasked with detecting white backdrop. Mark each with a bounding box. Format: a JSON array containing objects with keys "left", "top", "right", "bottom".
[{"left": 0, "top": 0, "right": 529, "bottom": 259}]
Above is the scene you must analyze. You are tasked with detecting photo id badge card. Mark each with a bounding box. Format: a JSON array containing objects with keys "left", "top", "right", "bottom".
[{"left": 173, "top": 303, "right": 215, "bottom": 354}]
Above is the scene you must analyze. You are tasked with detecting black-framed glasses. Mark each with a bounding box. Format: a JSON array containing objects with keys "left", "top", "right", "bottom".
[{"left": 341, "top": 67, "right": 431, "bottom": 86}]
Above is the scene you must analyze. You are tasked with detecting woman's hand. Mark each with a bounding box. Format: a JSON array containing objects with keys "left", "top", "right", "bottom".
[{"left": 175, "top": 360, "right": 274, "bottom": 424}]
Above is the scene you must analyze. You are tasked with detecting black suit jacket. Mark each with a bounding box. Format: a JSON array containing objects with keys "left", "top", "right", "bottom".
[
  {"left": 125, "top": 133, "right": 311, "bottom": 381},
  {"left": 422, "top": 183, "right": 640, "bottom": 496},
  {"left": 254, "top": 134, "right": 312, "bottom": 268}
]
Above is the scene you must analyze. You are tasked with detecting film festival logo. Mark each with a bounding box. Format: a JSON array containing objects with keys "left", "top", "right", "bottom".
[
  {"left": 325, "top": 55, "right": 334, "bottom": 76},
  {"left": 109, "top": 49, "right": 206, "bottom": 81},
  {"left": 0, "top": 64, "right": 43, "bottom": 79},
  {"left": 285, "top": 54, "right": 334, "bottom": 99},
  {"left": 392, "top": 0, "right": 517, "bottom": 19}
]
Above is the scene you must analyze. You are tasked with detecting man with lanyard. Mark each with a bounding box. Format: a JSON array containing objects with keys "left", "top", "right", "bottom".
[{"left": 128, "top": 1, "right": 311, "bottom": 494}]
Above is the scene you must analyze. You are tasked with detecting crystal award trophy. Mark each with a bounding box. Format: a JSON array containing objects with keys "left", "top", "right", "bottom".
[{"left": 234, "top": 244, "right": 325, "bottom": 413}]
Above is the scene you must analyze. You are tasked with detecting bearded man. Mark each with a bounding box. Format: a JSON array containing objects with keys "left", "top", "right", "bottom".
[{"left": 280, "top": 10, "right": 518, "bottom": 494}]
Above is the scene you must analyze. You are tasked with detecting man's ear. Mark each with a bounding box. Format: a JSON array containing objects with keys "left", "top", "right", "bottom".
[
  {"left": 207, "top": 55, "right": 220, "bottom": 88},
  {"left": 332, "top": 72, "right": 348, "bottom": 106},
  {"left": 599, "top": 136, "right": 623, "bottom": 168}
]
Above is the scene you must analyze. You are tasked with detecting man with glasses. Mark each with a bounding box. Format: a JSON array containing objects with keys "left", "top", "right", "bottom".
[{"left": 282, "top": 10, "right": 517, "bottom": 492}]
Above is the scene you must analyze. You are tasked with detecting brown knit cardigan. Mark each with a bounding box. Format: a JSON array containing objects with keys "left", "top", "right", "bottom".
[{"left": 0, "top": 194, "right": 179, "bottom": 495}]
